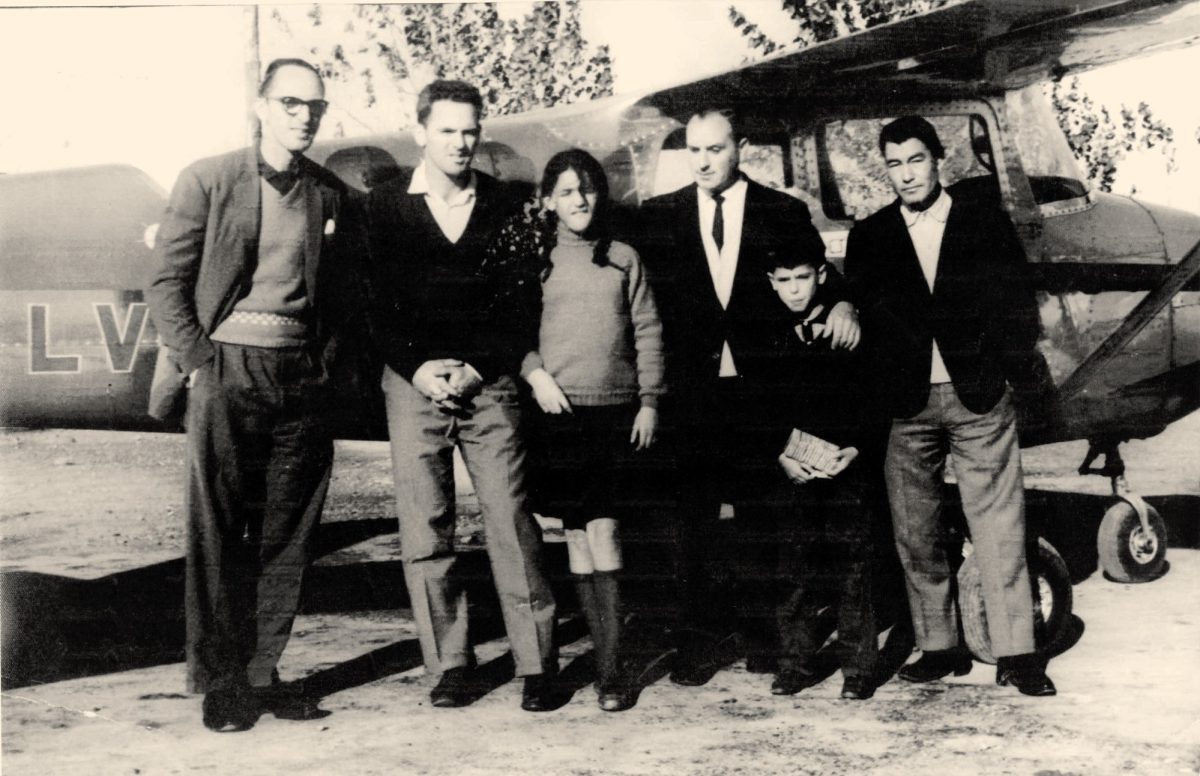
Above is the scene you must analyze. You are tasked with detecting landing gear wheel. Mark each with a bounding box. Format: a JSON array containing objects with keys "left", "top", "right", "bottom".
[
  {"left": 959, "top": 537, "right": 1073, "bottom": 664},
  {"left": 1098, "top": 501, "right": 1167, "bottom": 583}
]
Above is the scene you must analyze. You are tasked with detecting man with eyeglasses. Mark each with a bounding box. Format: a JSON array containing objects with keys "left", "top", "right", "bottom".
[{"left": 147, "top": 58, "right": 359, "bottom": 731}]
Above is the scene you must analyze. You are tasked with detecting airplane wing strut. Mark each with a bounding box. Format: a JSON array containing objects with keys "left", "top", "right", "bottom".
[{"left": 1057, "top": 238, "right": 1200, "bottom": 401}]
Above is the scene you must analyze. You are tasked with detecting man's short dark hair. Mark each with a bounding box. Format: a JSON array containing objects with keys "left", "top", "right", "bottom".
[
  {"left": 764, "top": 245, "right": 826, "bottom": 274},
  {"left": 259, "top": 58, "right": 323, "bottom": 97},
  {"left": 416, "top": 80, "right": 484, "bottom": 125},
  {"left": 688, "top": 105, "right": 746, "bottom": 142},
  {"left": 878, "top": 116, "right": 945, "bottom": 159}
]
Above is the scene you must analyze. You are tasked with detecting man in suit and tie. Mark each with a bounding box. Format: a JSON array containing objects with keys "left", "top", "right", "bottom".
[
  {"left": 147, "top": 58, "right": 357, "bottom": 730},
  {"left": 844, "top": 116, "right": 1055, "bottom": 696},
  {"left": 364, "top": 80, "right": 558, "bottom": 712},
  {"left": 639, "top": 106, "right": 860, "bottom": 685}
]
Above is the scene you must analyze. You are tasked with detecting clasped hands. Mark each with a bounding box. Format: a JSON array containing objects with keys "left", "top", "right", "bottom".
[{"left": 412, "top": 358, "right": 484, "bottom": 410}]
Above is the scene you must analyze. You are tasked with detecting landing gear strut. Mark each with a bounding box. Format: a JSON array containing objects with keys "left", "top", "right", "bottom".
[{"left": 1080, "top": 439, "right": 1168, "bottom": 583}]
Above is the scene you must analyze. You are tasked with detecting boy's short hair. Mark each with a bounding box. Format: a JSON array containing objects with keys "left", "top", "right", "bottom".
[
  {"left": 764, "top": 246, "right": 826, "bottom": 273},
  {"left": 416, "top": 79, "right": 484, "bottom": 125},
  {"left": 878, "top": 115, "right": 945, "bottom": 159}
]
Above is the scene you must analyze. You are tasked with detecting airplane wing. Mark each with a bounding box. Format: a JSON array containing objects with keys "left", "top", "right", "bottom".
[{"left": 647, "top": 0, "right": 1200, "bottom": 114}]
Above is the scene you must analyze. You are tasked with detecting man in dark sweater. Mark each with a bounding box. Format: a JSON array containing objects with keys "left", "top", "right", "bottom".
[
  {"left": 758, "top": 247, "right": 882, "bottom": 701},
  {"left": 364, "top": 80, "right": 558, "bottom": 712},
  {"left": 146, "top": 59, "right": 356, "bottom": 731}
]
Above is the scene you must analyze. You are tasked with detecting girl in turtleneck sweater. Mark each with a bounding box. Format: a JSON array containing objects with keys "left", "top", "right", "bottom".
[{"left": 520, "top": 149, "right": 665, "bottom": 712}]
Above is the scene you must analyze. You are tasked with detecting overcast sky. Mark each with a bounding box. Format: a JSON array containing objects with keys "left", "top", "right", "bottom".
[{"left": 1, "top": 1, "right": 1196, "bottom": 210}]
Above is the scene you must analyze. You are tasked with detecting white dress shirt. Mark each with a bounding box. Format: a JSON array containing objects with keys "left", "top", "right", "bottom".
[
  {"left": 901, "top": 188, "right": 953, "bottom": 384},
  {"left": 697, "top": 177, "right": 748, "bottom": 377},
  {"left": 408, "top": 162, "right": 477, "bottom": 244}
]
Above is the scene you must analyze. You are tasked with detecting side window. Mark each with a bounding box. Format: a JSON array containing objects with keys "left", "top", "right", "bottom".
[
  {"left": 821, "top": 114, "right": 995, "bottom": 220},
  {"left": 1006, "top": 84, "right": 1090, "bottom": 207}
]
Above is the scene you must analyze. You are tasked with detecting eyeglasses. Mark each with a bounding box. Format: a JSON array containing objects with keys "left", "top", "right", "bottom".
[{"left": 272, "top": 96, "right": 329, "bottom": 118}]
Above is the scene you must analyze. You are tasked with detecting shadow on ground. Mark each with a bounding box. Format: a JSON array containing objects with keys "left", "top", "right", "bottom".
[{"left": 3, "top": 492, "right": 1194, "bottom": 692}]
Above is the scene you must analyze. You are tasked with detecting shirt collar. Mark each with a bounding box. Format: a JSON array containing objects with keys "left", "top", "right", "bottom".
[
  {"left": 901, "top": 187, "right": 952, "bottom": 228},
  {"left": 257, "top": 148, "right": 302, "bottom": 194},
  {"left": 409, "top": 162, "right": 477, "bottom": 207},
  {"left": 697, "top": 175, "right": 747, "bottom": 203}
]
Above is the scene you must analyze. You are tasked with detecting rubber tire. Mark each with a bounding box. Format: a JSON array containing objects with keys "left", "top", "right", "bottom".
[
  {"left": 959, "top": 537, "right": 1073, "bottom": 664},
  {"left": 1097, "top": 501, "right": 1168, "bottom": 583}
]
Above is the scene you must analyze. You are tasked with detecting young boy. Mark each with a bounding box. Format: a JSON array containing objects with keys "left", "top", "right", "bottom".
[{"left": 759, "top": 246, "right": 881, "bottom": 700}]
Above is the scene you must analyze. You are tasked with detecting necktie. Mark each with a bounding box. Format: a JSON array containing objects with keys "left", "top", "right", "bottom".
[{"left": 712, "top": 192, "right": 725, "bottom": 252}]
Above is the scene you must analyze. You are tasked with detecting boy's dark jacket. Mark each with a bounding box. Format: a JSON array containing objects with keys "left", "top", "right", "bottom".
[{"left": 749, "top": 289, "right": 883, "bottom": 464}]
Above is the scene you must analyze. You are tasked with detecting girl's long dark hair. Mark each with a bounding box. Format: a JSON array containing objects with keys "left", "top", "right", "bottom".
[{"left": 538, "top": 148, "right": 614, "bottom": 279}]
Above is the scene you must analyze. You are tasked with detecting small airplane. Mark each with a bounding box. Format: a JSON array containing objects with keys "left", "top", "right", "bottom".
[{"left": 2, "top": 0, "right": 1197, "bottom": 616}]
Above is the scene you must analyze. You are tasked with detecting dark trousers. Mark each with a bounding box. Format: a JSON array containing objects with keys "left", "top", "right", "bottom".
[
  {"left": 184, "top": 343, "right": 332, "bottom": 693},
  {"left": 777, "top": 472, "right": 877, "bottom": 677},
  {"left": 674, "top": 378, "right": 781, "bottom": 654}
]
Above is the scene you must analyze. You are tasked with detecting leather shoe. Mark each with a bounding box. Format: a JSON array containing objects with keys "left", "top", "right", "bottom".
[
  {"left": 669, "top": 653, "right": 719, "bottom": 687},
  {"left": 898, "top": 650, "right": 973, "bottom": 683},
  {"left": 597, "top": 674, "right": 634, "bottom": 712},
  {"left": 770, "top": 668, "right": 822, "bottom": 696},
  {"left": 670, "top": 634, "right": 737, "bottom": 687},
  {"left": 840, "top": 675, "right": 875, "bottom": 700},
  {"left": 430, "top": 666, "right": 476, "bottom": 709},
  {"left": 257, "top": 683, "right": 330, "bottom": 721},
  {"left": 745, "top": 654, "right": 778, "bottom": 674},
  {"left": 202, "top": 686, "right": 258, "bottom": 732},
  {"left": 520, "top": 673, "right": 560, "bottom": 712},
  {"left": 996, "top": 665, "right": 1057, "bottom": 696}
]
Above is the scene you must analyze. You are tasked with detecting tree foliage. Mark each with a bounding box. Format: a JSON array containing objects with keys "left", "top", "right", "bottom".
[
  {"left": 273, "top": 2, "right": 614, "bottom": 128},
  {"left": 1050, "top": 78, "right": 1175, "bottom": 193}
]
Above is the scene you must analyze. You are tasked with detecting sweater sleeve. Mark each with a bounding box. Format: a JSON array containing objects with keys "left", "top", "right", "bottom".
[
  {"left": 520, "top": 349, "right": 545, "bottom": 380},
  {"left": 621, "top": 243, "right": 666, "bottom": 408}
]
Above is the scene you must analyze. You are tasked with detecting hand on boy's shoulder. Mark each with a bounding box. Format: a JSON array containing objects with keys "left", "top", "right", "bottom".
[{"left": 821, "top": 301, "right": 861, "bottom": 350}]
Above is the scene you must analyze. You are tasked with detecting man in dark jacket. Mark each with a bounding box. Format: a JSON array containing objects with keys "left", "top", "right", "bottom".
[
  {"left": 364, "top": 80, "right": 558, "bottom": 712},
  {"left": 844, "top": 116, "right": 1055, "bottom": 696},
  {"left": 146, "top": 58, "right": 356, "bottom": 731},
  {"left": 638, "top": 105, "right": 860, "bottom": 685}
]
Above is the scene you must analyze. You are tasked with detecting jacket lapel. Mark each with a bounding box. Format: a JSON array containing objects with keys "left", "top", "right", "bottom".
[
  {"left": 675, "top": 184, "right": 724, "bottom": 314},
  {"left": 727, "top": 180, "right": 766, "bottom": 313},
  {"left": 887, "top": 201, "right": 934, "bottom": 302},
  {"left": 303, "top": 175, "right": 323, "bottom": 304},
  {"left": 929, "top": 197, "right": 963, "bottom": 295},
  {"left": 232, "top": 147, "right": 261, "bottom": 269}
]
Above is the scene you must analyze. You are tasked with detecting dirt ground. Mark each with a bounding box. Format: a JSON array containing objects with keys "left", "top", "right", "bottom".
[{"left": 1, "top": 413, "right": 1198, "bottom": 776}]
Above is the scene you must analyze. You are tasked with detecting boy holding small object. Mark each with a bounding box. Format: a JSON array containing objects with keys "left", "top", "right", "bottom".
[{"left": 760, "top": 246, "right": 882, "bottom": 700}]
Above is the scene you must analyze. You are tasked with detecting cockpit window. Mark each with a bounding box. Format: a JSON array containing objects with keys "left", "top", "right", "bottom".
[
  {"left": 1006, "top": 83, "right": 1090, "bottom": 205},
  {"left": 819, "top": 114, "right": 994, "bottom": 220}
]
